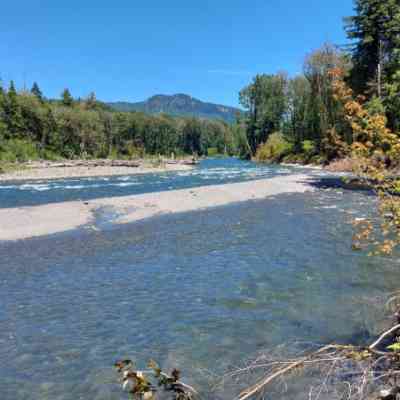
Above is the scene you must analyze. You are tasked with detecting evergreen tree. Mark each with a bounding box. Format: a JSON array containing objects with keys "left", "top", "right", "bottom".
[
  {"left": 4, "top": 81, "right": 24, "bottom": 137},
  {"left": 85, "top": 92, "right": 97, "bottom": 110},
  {"left": 31, "top": 82, "right": 44, "bottom": 103},
  {"left": 182, "top": 118, "right": 203, "bottom": 155},
  {"left": 345, "top": 0, "right": 400, "bottom": 97},
  {"left": 61, "top": 88, "right": 74, "bottom": 107},
  {"left": 0, "top": 84, "right": 237, "bottom": 160},
  {"left": 0, "top": 81, "right": 6, "bottom": 139},
  {"left": 0, "top": 80, "right": 4, "bottom": 99},
  {"left": 0, "top": 81, "right": 5, "bottom": 110}
]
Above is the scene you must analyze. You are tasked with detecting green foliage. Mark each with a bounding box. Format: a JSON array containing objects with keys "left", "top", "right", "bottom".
[
  {"left": 345, "top": 0, "right": 400, "bottom": 132},
  {"left": 387, "top": 343, "right": 400, "bottom": 352},
  {"left": 345, "top": 0, "right": 400, "bottom": 97},
  {"left": 385, "top": 71, "right": 400, "bottom": 130},
  {"left": 181, "top": 118, "right": 202, "bottom": 155},
  {"left": 0, "top": 81, "right": 238, "bottom": 162},
  {"left": 40, "top": 148, "right": 63, "bottom": 161},
  {"left": 4, "top": 81, "right": 24, "bottom": 137},
  {"left": 61, "top": 88, "right": 74, "bottom": 107},
  {"left": 365, "top": 95, "right": 386, "bottom": 115},
  {"left": 207, "top": 147, "right": 219, "bottom": 157},
  {"left": 240, "top": 73, "right": 287, "bottom": 154},
  {"left": 302, "top": 140, "right": 316, "bottom": 156},
  {"left": 303, "top": 44, "right": 351, "bottom": 147},
  {"left": 285, "top": 75, "right": 311, "bottom": 150},
  {"left": 255, "top": 132, "right": 293, "bottom": 162},
  {"left": 240, "top": 44, "right": 350, "bottom": 162},
  {"left": 0, "top": 139, "right": 39, "bottom": 162},
  {"left": 31, "top": 82, "right": 44, "bottom": 103},
  {"left": 115, "top": 359, "right": 196, "bottom": 400}
]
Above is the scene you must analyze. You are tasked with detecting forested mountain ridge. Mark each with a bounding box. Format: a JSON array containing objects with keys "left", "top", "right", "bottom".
[{"left": 108, "top": 94, "right": 241, "bottom": 123}]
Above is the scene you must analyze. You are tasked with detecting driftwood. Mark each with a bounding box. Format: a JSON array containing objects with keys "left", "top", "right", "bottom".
[
  {"left": 227, "top": 321, "right": 400, "bottom": 400},
  {"left": 236, "top": 345, "right": 350, "bottom": 400},
  {"left": 114, "top": 322, "right": 400, "bottom": 400},
  {"left": 369, "top": 324, "right": 400, "bottom": 351},
  {"left": 181, "top": 159, "right": 199, "bottom": 166},
  {"left": 24, "top": 158, "right": 198, "bottom": 169},
  {"left": 25, "top": 159, "right": 141, "bottom": 169}
]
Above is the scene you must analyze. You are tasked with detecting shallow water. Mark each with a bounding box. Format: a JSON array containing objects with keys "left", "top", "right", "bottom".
[
  {"left": 0, "top": 158, "right": 319, "bottom": 208},
  {"left": 0, "top": 159, "right": 396, "bottom": 399}
]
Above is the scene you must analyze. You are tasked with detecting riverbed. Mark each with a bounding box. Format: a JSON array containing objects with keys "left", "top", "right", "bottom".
[{"left": 0, "top": 158, "right": 396, "bottom": 400}]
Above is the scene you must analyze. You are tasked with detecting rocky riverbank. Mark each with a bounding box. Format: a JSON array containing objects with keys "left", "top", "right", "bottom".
[
  {"left": 0, "top": 173, "right": 314, "bottom": 241},
  {"left": 0, "top": 158, "right": 197, "bottom": 182}
]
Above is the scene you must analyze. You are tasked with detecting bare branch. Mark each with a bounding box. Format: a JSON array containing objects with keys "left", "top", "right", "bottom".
[{"left": 369, "top": 324, "right": 400, "bottom": 351}]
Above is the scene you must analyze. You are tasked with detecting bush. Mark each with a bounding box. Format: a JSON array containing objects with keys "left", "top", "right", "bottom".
[
  {"left": 207, "top": 147, "right": 219, "bottom": 157},
  {"left": 255, "top": 132, "right": 293, "bottom": 162},
  {"left": 0, "top": 139, "right": 40, "bottom": 162},
  {"left": 108, "top": 147, "right": 119, "bottom": 160},
  {"left": 121, "top": 142, "right": 145, "bottom": 159},
  {"left": 41, "top": 148, "right": 63, "bottom": 161},
  {"left": 302, "top": 140, "right": 316, "bottom": 155}
]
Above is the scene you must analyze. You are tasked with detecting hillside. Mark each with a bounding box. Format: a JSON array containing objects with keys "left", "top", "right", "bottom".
[{"left": 108, "top": 94, "right": 240, "bottom": 123}]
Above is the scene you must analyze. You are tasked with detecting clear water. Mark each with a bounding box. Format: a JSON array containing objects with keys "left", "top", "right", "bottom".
[
  {"left": 0, "top": 159, "right": 397, "bottom": 400},
  {"left": 0, "top": 158, "right": 317, "bottom": 208}
]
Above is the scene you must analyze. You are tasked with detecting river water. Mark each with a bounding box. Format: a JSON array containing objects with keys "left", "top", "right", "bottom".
[
  {"left": 0, "top": 158, "right": 398, "bottom": 399},
  {"left": 0, "top": 158, "right": 307, "bottom": 208}
]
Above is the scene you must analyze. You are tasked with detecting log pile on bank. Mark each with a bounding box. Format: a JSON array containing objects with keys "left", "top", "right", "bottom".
[
  {"left": 21, "top": 158, "right": 199, "bottom": 170},
  {"left": 24, "top": 159, "right": 140, "bottom": 169}
]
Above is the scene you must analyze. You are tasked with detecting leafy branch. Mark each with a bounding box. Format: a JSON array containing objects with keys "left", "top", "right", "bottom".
[{"left": 114, "top": 359, "right": 199, "bottom": 400}]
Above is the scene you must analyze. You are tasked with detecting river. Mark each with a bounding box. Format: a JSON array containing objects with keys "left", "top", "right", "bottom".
[{"left": 0, "top": 158, "right": 397, "bottom": 399}]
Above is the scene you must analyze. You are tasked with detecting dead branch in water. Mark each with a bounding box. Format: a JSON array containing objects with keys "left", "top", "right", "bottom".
[
  {"left": 227, "top": 321, "right": 400, "bottom": 400},
  {"left": 235, "top": 345, "right": 353, "bottom": 400},
  {"left": 369, "top": 325, "right": 400, "bottom": 351}
]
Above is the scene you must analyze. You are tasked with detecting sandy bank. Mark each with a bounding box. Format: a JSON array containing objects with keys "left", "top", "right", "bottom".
[
  {"left": 0, "top": 201, "right": 92, "bottom": 241},
  {"left": 0, "top": 162, "right": 193, "bottom": 182},
  {"left": 0, "top": 174, "right": 314, "bottom": 241}
]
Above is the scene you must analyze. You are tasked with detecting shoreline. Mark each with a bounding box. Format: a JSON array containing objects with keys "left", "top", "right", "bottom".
[
  {"left": 0, "top": 173, "right": 314, "bottom": 241},
  {"left": 280, "top": 162, "right": 323, "bottom": 170},
  {"left": 0, "top": 159, "right": 195, "bottom": 182}
]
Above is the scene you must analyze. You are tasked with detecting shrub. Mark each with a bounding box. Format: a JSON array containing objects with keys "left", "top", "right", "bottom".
[
  {"left": 0, "top": 139, "right": 40, "bottom": 162},
  {"left": 108, "top": 147, "right": 119, "bottom": 160},
  {"left": 41, "top": 148, "right": 63, "bottom": 161},
  {"left": 207, "top": 147, "right": 219, "bottom": 157},
  {"left": 255, "top": 132, "right": 293, "bottom": 162},
  {"left": 124, "top": 142, "right": 145, "bottom": 159},
  {"left": 302, "top": 140, "right": 316, "bottom": 155}
]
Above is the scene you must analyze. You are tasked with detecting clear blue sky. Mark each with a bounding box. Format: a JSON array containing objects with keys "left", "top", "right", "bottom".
[{"left": 1, "top": 0, "right": 355, "bottom": 107}]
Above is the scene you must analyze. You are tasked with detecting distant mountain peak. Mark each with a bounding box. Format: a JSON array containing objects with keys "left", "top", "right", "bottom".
[{"left": 108, "top": 94, "right": 240, "bottom": 123}]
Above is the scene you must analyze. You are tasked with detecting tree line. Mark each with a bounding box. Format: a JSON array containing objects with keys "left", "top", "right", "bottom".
[
  {"left": 2, "top": 0, "right": 399, "bottom": 167},
  {"left": 238, "top": 0, "right": 400, "bottom": 164},
  {"left": 0, "top": 82, "right": 239, "bottom": 163}
]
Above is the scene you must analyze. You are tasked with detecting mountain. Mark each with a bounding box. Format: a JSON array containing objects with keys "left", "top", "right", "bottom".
[{"left": 107, "top": 94, "right": 240, "bottom": 123}]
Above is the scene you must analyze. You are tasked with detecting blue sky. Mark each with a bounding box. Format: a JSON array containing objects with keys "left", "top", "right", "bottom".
[{"left": 1, "top": 0, "right": 355, "bottom": 107}]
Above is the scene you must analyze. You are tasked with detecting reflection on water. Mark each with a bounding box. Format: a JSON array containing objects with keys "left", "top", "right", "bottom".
[
  {"left": 0, "top": 158, "right": 328, "bottom": 208},
  {"left": 0, "top": 185, "right": 398, "bottom": 399}
]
